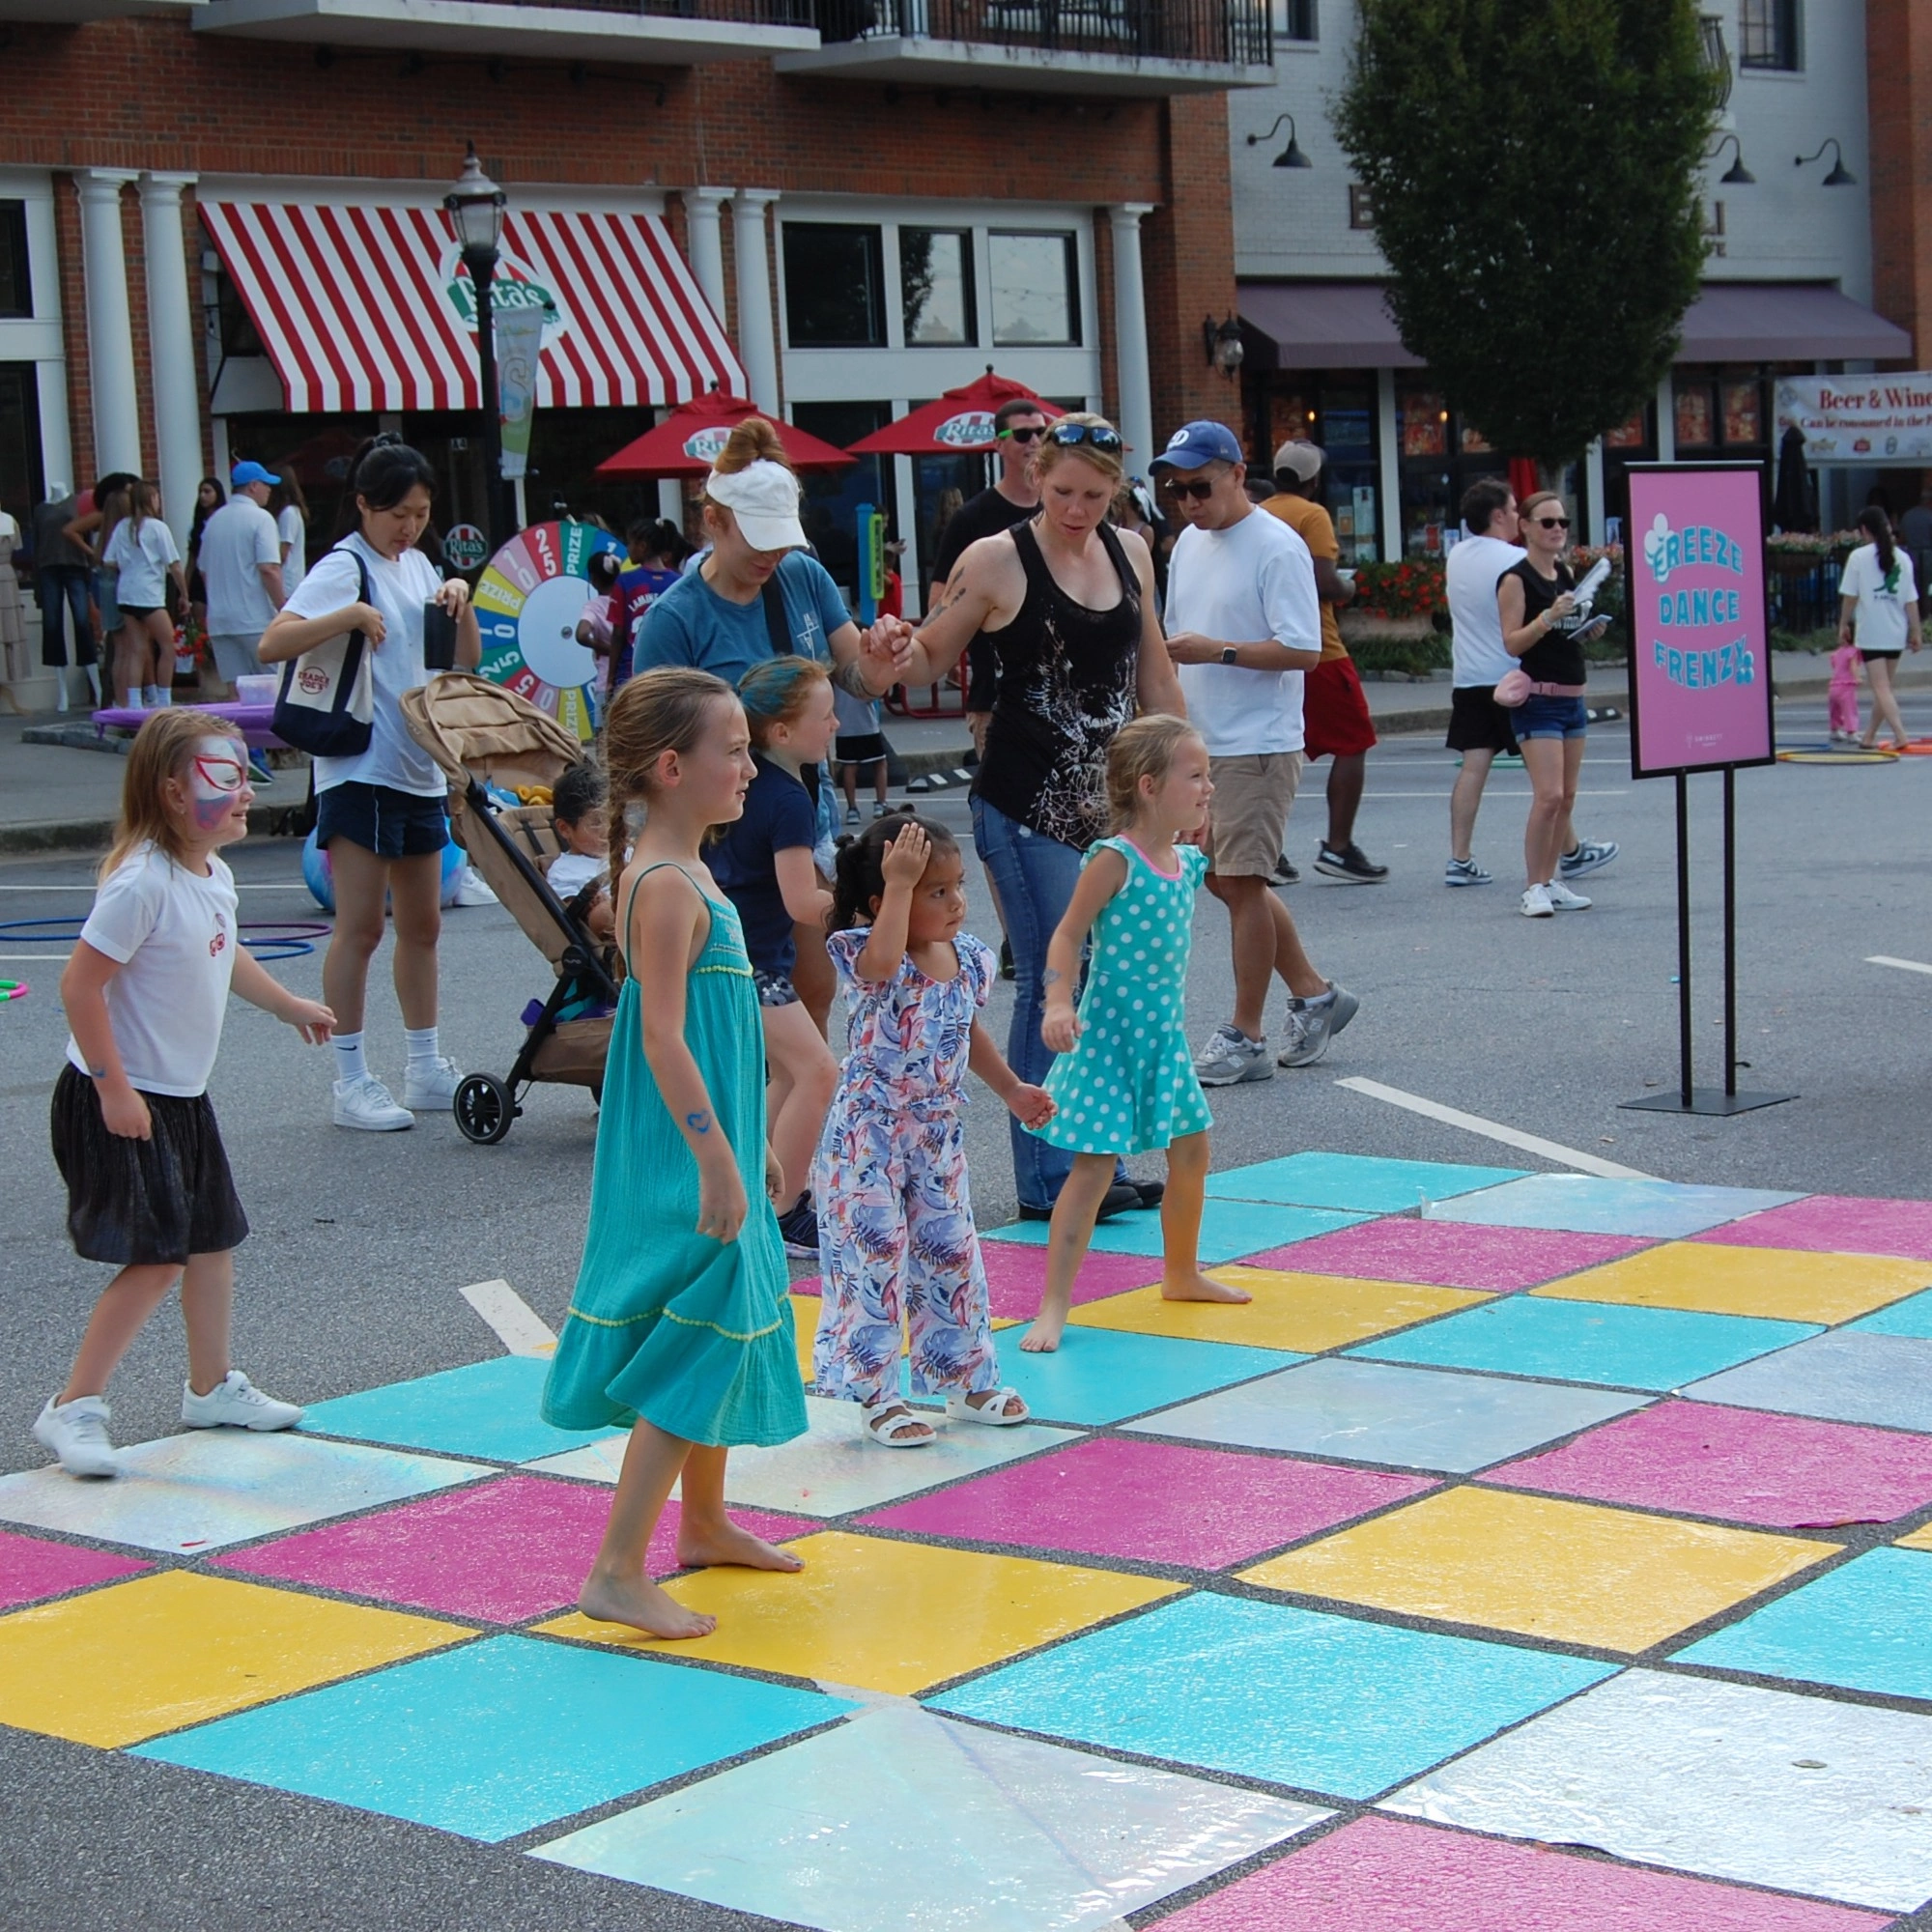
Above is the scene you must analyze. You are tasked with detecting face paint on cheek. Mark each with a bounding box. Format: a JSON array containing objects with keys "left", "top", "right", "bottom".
[{"left": 188, "top": 740, "right": 246, "bottom": 830}]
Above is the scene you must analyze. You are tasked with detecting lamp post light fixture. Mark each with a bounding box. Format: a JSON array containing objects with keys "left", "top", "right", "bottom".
[
  {"left": 444, "top": 143, "right": 513, "bottom": 549},
  {"left": 1203, "top": 314, "right": 1244, "bottom": 377},
  {"left": 1710, "top": 133, "right": 1754, "bottom": 185},
  {"left": 1246, "top": 113, "right": 1312, "bottom": 170},
  {"left": 1795, "top": 137, "right": 1857, "bottom": 186}
]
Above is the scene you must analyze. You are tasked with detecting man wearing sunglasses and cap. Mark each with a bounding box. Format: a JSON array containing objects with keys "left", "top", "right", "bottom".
[{"left": 1153, "top": 421, "right": 1359, "bottom": 1081}]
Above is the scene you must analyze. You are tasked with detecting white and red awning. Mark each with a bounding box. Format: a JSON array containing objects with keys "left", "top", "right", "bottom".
[{"left": 201, "top": 200, "right": 745, "bottom": 414}]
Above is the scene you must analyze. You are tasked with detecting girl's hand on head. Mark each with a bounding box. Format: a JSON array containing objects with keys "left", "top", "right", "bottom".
[
  {"left": 438, "top": 579, "right": 470, "bottom": 614},
  {"left": 1041, "top": 1007, "right": 1081, "bottom": 1054},
  {"left": 100, "top": 1086, "right": 153, "bottom": 1141},
  {"left": 1008, "top": 1083, "right": 1056, "bottom": 1128},
  {"left": 879, "top": 821, "right": 930, "bottom": 889},
  {"left": 356, "top": 602, "right": 388, "bottom": 646},
  {"left": 696, "top": 1156, "right": 751, "bottom": 1245},
  {"left": 284, "top": 997, "right": 336, "bottom": 1044}
]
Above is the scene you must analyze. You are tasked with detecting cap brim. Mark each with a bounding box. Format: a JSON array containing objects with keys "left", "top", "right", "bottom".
[
  {"left": 1149, "top": 449, "right": 1209, "bottom": 472},
  {"left": 732, "top": 509, "right": 809, "bottom": 554}
]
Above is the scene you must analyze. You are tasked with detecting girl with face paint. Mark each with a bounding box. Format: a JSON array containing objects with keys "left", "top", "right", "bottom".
[{"left": 33, "top": 710, "right": 336, "bottom": 1480}]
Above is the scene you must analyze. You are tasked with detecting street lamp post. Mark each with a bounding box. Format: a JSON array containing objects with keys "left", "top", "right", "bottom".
[{"left": 444, "top": 144, "right": 512, "bottom": 549}]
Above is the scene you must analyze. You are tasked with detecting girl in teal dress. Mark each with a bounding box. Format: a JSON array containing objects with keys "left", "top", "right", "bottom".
[
  {"left": 1027, "top": 716, "right": 1253, "bottom": 1350},
  {"left": 541, "top": 667, "right": 808, "bottom": 1638}
]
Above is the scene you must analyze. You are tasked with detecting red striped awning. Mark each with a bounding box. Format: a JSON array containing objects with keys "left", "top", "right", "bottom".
[{"left": 201, "top": 200, "right": 744, "bottom": 414}]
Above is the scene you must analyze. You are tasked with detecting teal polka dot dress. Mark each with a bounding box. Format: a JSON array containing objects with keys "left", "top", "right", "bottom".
[{"left": 1037, "top": 837, "right": 1214, "bottom": 1156}]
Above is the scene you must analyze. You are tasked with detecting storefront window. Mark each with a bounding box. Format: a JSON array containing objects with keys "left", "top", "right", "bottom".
[
  {"left": 0, "top": 203, "right": 30, "bottom": 320},
  {"left": 0, "top": 362, "right": 44, "bottom": 542},
  {"left": 782, "top": 225, "right": 888, "bottom": 349},
  {"left": 1722, "top": 378, "right": 1762, "bottom": 445},
  {"left": 791, "top": 400, "right": 892, "bottom": 603},
  {"left": 222, "top": 413, "right": 377, "bottom": 564},
  {"left": 1604, "top": 408, "right": 1649, "bottom": 448},
  {"left": 990, "top": 232, "right": 1080, "bottom": 346},
  {"left": 901, "top": 229, "right": 976, "bottom": 348},
  {"left": 1675, "top": 381, "right": 1716, "bottom": 449},
  {"left": 1673, "top": 367, "right": 1769, "bottom": 453},
  {"left": 1399, "top": 385, "right": 1447, "bottom": 458}
]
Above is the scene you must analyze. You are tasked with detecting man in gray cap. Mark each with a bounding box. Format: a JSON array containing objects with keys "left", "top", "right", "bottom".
[{"left": 199, "top": 459, "right": 286, "bottom": 693}]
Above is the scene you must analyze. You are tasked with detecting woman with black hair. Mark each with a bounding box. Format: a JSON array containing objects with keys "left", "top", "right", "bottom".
[
  {"left": 1839, "top": 506, "right": 1922, "bottom": 753},
  {"left": 258, "top": 437, "right": 481, "bottom": 1131}
]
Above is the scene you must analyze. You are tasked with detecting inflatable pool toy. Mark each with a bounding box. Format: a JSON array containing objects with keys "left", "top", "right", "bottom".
[{"left": 302, "top": 829, "right": 466, "bottom": 912}]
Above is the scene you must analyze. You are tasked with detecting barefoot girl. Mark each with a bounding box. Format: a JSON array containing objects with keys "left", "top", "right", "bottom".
[
  {"left": 542, "top": 667, "right": 809, "bottom": 1637},
  {"left": 35, "top": 710, "right": 333, "bottom": 1477},
  {"left": 1027, "top": 715, "right": 1250, "bottom": 1351},
  {"left": 813, "top": 815, "right": 1054, "bottom": 1444}
]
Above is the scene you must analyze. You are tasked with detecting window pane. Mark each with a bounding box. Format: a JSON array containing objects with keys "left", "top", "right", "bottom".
[
  {"left": 1722, "top": 378, "right": 1763, "bottom": 445},
  {"left": 901, "top": 229, "right": 976, "bottom": 347},
  {"left": 0, "top": 203, "right": 30, "bottom": 320},
  {"left": 990, "top": 232, "right": 1079, "bottom": 346},
  {"left": 1675, "top": 382, "right": 1716, "bottom": 448},
  {"left": 1398, "top": 384, "right": 1447, "bottom": 458},
  {"left": 782, "top": 224, "right": 887, "bottom": 349},
  {"left": 1271, "top": 0, "right": 1316, "bottom": 39},
  {"left": 1739, "top": 0, "right": 1797, "bottom": 70}
]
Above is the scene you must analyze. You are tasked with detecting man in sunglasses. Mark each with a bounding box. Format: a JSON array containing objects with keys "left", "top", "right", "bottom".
[{"left": 1153, "top": 421, "right": 1360, "bottom": 1082}]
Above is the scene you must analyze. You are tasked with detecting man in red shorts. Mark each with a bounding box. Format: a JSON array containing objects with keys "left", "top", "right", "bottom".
[{"left": 1262, "top": 442, "right": 1387, "bottom": 883}]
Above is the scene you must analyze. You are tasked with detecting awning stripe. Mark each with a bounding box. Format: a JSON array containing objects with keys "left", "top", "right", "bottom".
[{"left": 202, "top": 199, "right": 744, "bottom": 415}]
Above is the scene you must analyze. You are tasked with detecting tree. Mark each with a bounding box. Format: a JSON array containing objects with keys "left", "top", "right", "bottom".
[{"left": 1336, "top": 0, "right": 1719, "bottom": 470}]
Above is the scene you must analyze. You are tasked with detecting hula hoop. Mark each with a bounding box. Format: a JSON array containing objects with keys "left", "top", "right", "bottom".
[
  {"left": 0, "top": 980, "right": 27, "bottom": 1001},
  {"left": 0, "top": 917, "right": 330, "bottom": 962},
  {"left": 1897, "top": 739, "right": 1932, "bottom": 755},
  {"left": 1777, "top": 747, "right": 1900, "bottom": 765}
]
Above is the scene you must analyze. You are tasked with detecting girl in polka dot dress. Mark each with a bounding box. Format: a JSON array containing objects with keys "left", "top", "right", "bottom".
[{"left": 1028, "top": 716, "right": 1252, "bottom": 1351}]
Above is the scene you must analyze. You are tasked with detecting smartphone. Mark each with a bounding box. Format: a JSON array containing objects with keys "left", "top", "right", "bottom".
[{"left": 422, "top": 599, "right": 457, "bottom": 672}]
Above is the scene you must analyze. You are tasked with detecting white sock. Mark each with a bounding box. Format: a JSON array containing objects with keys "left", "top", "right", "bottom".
[
  {"left": 405, "top": 1025, "right": 440, "bottom": 1070},
  {"left": 332, "top": 1031, "right": 368, "bottom": 1084}
]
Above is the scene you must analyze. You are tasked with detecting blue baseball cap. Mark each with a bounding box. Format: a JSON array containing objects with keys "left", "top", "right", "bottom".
[
  {"left": 230, "top": 460, "right": 280, "bottom": 489},
  {"left": 1149, "top": 420, "right": 1245, "bottom": 472}
]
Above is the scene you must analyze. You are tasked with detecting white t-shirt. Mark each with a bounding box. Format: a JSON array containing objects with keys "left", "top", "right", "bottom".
[
  {"left": 277, "top": 504, "right": 307, "bottom": 597},
  {"left": 1165, "top": 507, "right": 1321, "bottom": 757},
  {"left": 283, "top": 533, "right": 445, "bottom": 796},
  {"left": 66, "top": 844, "right": 240, "bottom": 1097},
  {"left": 200, "top": 497, "right": 282, "bottom": 638},
  {"left": 1446, "top": 532, "right": 1526, "bottom": 687},
  {"left": 548, "top": 851, "right": 605, "bottom": 899},
  {"left": 102, "top": 516, "right": 182, "bottom": 610},
  {"left": 1839, "top": 543, "right": 1919, "bottom": 653}
]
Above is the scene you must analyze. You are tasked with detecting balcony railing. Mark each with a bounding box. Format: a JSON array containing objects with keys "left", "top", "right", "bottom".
[
  {"left": 814, "top": 0, "right": 1270, "bottom": 67},
  {"left": 498, "top": 0, "right": 814, "bottom": 21}
]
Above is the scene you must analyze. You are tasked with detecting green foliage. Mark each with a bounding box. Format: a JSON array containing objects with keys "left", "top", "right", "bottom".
[{"left": 1338, "top": 0, "right": 1717, "bottom": 467}]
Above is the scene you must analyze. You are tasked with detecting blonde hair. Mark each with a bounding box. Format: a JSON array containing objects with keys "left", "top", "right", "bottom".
[
  {"left": 1105, "top": 714, "right": 1203, "bottom": 832},
  {"left": 1034, "top": 411, "right": 1125, "bottom": 487},
  {"left": 100, "top": 708, "right": 245, "bottom": 879},
  {"left": 599, "top": 666, "right": 739, "bottom": 886}
]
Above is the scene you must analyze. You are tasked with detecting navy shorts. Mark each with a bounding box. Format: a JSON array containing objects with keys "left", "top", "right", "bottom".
[
  {"left": 1516, "top": 694, "right": 1589, "bottom": 741},
  {"left": 316, "top": 781, "right": 448, "bottom": 858}
]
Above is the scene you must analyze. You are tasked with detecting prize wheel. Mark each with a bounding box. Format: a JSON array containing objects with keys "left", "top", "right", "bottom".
[{"left": 474, "top": 522, "right": 623, "bottom": 742}]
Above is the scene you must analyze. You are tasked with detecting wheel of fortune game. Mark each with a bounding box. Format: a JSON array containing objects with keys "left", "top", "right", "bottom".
[{"left": 473, "top": 521, "right": 623, "bottom": 743}]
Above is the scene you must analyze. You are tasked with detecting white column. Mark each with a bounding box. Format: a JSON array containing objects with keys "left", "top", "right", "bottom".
[
  {"left": 684, "top": 186, "right": 730, "bottom": 326},
  {"left": 731, "top": 189, "right": 781, "bottom": 414},
  {"left": 139, "top": 173, "right": 203, "bottom": 551},
  {"left": 658, "top": 477, "right": 684, "bottom": 526},
  {"left": 1108, "top": 204, "right": 1155, "bottom": 468},
  {"left": 1375, "top": 366, "right": 1401, "bottom": 563},
  {"left": 1654, "top": 374, "right": 1676, "bottom": 462},
  {"left": 77, "top": 170, "right": 142, "bottom": 478},
  {"left": 1584, "top": 437, "right": 1606, "bottom": 546}
]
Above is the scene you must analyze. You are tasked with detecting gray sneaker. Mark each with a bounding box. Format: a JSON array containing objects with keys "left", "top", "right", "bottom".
[
  {"left": 1193, "top": 1023, "right": 1273, "bottom": 1086},
  {"left": 1444, "top": 856, "right": 1492, "bottom": 887},
  {"left": 1277, "top": 982, "right": 1360, "bottom": 1068},
  {"left": 1559, "top": 837, "right": 1619, "bottom": 880}
]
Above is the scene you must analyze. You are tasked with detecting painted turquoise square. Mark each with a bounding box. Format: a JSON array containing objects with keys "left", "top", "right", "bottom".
[
  {"left": 1674, "top": 1548, "right": 1932, "bottom": 1701},
  {"left": 966, "top": 1326, "right": 1299, "bottom": 1427},
  {"left": 982, "top": 1201, "right": 1369, "bottom": 1264},
  {"left": 132, "top": 1634, "right": 850, "bottom": 1841},
  {"left": 1352, "top": 1295, "right": 1820, "bottom": 1393},
  {"left": 929, "top": 1591, "right": 1613, "bottom": 1800},
  {"left": 1850, "top": 1291, "right": 1932, "bottom": 1340},
  {"left": 300, "top": 1356, "right": 619, "bottom": 1465},
  {"left": 1425, "top": 1176, "right": 1804, "bottom": 1240},
  {"left": 1207, "top": 1153, "right": 1526, "bottom": 1214}
]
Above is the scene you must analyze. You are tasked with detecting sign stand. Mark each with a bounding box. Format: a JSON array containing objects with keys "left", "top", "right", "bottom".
[{"left": 1615, "top": 460, "right": 1794, "bottom": 1118}]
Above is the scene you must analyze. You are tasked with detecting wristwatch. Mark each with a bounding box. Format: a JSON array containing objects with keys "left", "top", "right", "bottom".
[{"left": 1220, "top": 645, "right": 1238, "bottom": 666}]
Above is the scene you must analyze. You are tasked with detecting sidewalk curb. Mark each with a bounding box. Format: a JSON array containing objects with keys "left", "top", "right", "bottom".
[{"left": 1, "top": 801, "right": 303, "bottom": 857}]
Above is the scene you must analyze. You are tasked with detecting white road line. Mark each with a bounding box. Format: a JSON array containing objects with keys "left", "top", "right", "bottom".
[
  {"left": 0, "top": 953, "right": 71, "bottom": 962},
  {"left": 460, "top": 1277, "right": 557, "bottom": 1356},
  {"left": 1360, "top": 789, "right": 1627, "bottom": 799},
  {"left": 1868, "top": 955, "right": 1932, "bottom": 978},
  {"left": 1335, "top": 1076, "right": 1658, "bottom": 1181}
]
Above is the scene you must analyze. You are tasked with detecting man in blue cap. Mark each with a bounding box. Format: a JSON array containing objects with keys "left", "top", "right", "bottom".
[
  {"left": 1153, "top": 420, "right": 1359, "bottom": 1079},
  {"left": 199, "top": 459, "right": 286, "bottom": 695}
]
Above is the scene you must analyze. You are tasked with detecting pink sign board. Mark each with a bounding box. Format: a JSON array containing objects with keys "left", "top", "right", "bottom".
[{"left": 1626, "top": 464, "right": 1775, "bottom": 778}]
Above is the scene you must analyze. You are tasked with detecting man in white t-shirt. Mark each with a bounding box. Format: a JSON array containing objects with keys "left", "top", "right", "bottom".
[
  {"left": 1154, "top": 420, "right": 1359, "bottom": 1084},
  {"left": 199, "top": 461, "right": 286, "bottom": 692}
]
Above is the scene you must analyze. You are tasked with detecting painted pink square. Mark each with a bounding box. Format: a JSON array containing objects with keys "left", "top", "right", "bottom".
[
  {"left": 857, "top": 1435, "right": 1434, "bottom": 1570},
  {"left": 793, "top": 1242, "right": 1158, "bottom": 1321},
  {"left": 1157, "top": 1814, "right": 1891, "bottom": 1931},
  {"left": 1250, "top": 1218, "right": 1647, "bottom": 1292},
  {"left": 0, "top": 1529, "right": 148, "bottom": 1611},
  {"left": 1490, "top": 1398, "right": 1932, "bottom": 1529},
  {"left": 216, "top": 1475, "right": 815, "bottom": 1623},
  {"left": 1693, "top": 1194, "right": 1932, "bottom": 1262}
]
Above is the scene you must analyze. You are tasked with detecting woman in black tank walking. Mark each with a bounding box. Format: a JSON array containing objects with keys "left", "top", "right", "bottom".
[{"left": 885, "top": 414, "right": 1187, "bottom": 1217}]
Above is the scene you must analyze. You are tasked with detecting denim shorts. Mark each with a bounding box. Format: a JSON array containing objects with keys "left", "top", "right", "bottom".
[{"left": 1516, "top": 693, "right": 1589, "bottom": 741}]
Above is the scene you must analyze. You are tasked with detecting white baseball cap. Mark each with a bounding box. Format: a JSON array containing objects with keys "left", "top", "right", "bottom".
[{"left": 705, "top": 459, "right": 808, "bottom": 554}]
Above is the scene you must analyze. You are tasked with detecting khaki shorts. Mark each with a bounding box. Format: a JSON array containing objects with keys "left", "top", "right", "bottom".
[{"left": 1204, "top": 752, "right": 1302, "bottom": 877}]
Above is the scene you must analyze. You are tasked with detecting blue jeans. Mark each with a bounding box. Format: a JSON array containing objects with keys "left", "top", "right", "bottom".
[
  {"left": 37, "top": 566, "right": 95, "bottom": 668},
  {"left": 1517, "top": 693, "right": 1588, "bottom": 740}
]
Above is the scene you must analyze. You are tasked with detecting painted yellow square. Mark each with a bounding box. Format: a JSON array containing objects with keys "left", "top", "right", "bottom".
[
  {"left": 1069, "top": 1268, "right": 1492, "bottom": 1353},
  {"left": 538, "top": 1529, "right": 1181, "bottom": 1694},
  {"left": 0, "top": 1570, "right": 472, "bottom": 1747},
  {"left": 790, "top": 1295, "right": 1016, "bottom": 1382},
  {"left": 1896, "top": 1522, "right": 1932, "bottom": 1551},
  {"left": 1532, "top": 1242, "right": 1929, "bottom": 1325},
  {"left": 1238, "top": 1487, "right": 1832, "bottom": 1653}
]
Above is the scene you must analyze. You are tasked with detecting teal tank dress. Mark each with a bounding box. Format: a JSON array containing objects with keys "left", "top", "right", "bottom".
[
  {"left": 1037, "top": 837, "right": 1214, "bottom": 1157},
  {"left": 541, "top": 863, "right": 807, "bottom": 1449}
]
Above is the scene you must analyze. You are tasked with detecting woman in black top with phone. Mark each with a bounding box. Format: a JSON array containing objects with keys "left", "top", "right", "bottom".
[{"left": 1498, "top": 490, "right": 1600, "bottom": 919}]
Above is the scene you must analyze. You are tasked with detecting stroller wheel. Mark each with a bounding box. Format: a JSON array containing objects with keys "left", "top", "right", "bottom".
[{"left": 454, "top": 1072, "right": 514, "bottom": 1145}]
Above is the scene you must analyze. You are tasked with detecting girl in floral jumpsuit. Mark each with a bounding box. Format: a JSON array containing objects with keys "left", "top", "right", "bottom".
[{"left": 812, "top": 814, "right": 1056, "bottom": 1446}]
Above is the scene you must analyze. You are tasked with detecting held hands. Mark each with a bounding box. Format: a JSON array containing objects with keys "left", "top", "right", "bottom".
[
  {"left": 1006, "top": 1083, "right": 1056, "bottom": 1129},
  {"left": 282, "top": 996, "right": 336, "bottom": 1045},
  {"left": 696, "top": 1149, "right": 751, "bottom": 1245},
  {"left": 1041, "top": 1002, "right": 1081, "bottom": 1054},
  {"left": 860, "top": 616, "right": 915, "bottom": 685},
  {"left": 880, "top": 821, "right": 931, "bottom": 890},
  {"left": 99, "top": 1082, "right": 153, "bottom": 1142}
]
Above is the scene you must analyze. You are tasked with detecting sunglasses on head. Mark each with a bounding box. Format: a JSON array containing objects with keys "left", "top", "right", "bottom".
[
  {"left": 1532, "top": 514, "right": 1570, "bottom": 529},
  {"left": 999, "top": 424, "right": 1046, "bottom": 443},
  {"left": 1045, "top": 422, "right": 1123, "bottom": 453},
  {"left": 1162, "top": 476, "right": 1217, "bottom": 501}
]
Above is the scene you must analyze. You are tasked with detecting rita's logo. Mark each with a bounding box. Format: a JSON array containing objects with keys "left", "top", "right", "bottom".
[
  {"left": 442, "top": 246, "right": 566, "bottom": 341},
  {"left": 297, "top": 667, "right": 329, "bottom": 696},
  {"left": 933, "top": 411, "right": 995, "bottom": 449},
  {"left": 682, "top": 426, "right": 733, "bottom": 463}
]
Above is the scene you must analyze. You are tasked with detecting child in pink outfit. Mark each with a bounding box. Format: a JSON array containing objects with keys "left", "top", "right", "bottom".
[{"left": 1829, "top": 639, "right": 1861, "bottom": 743}]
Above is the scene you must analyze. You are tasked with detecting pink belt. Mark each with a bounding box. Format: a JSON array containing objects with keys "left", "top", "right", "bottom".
[{"left": 1528, "top": 682, "right": 1587, "bottom": 698}]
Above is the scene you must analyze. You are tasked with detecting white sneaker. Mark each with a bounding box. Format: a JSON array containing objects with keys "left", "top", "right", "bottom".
[
  {"left": 1520, "top": 884, "right": 1554, "bottom": 919},
  {"left": 183, "top": 1370, "right": 303, "bottom": 1432},
  {"left": 333, "top": 1073, "right": 414, "bottom": 1130},
  {"left": 32, "top": 1395, "right": 121, "bottom": 1478},
  {"left": 453, "top": 865, "right": 498, "bottom": 907},
  {"left": 1545, "top": 879, "right": 1593, "bottom": 911},
  {"left": 403, "top": 1056, "right": 464, "bottom": 1111}
]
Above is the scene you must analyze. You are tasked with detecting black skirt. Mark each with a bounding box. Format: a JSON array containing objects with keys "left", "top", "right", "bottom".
[{"left": 50, "top": 1063, "right": 249, "bottom": 1265}]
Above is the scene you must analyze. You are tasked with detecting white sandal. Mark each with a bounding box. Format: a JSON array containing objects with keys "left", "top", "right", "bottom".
[
  {"left": 861, "top": 1400, "right": 935, "bottom": 1448},
  {"left": 946, "top": 1387, "right": 1032, "bottom": 1427}
]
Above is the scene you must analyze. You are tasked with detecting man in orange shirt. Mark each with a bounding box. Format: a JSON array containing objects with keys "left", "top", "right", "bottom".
[{"left": 1262, "top": 442, "right": 1387, "bottom": 883}]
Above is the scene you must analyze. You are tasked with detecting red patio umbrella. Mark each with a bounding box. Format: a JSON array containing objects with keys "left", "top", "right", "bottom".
[
  {"left": 845, "top": 370, "right": 1059, "bottom": 457},
  {"left": 595, "top": 392, "right": 855, "bottom": 477}
]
